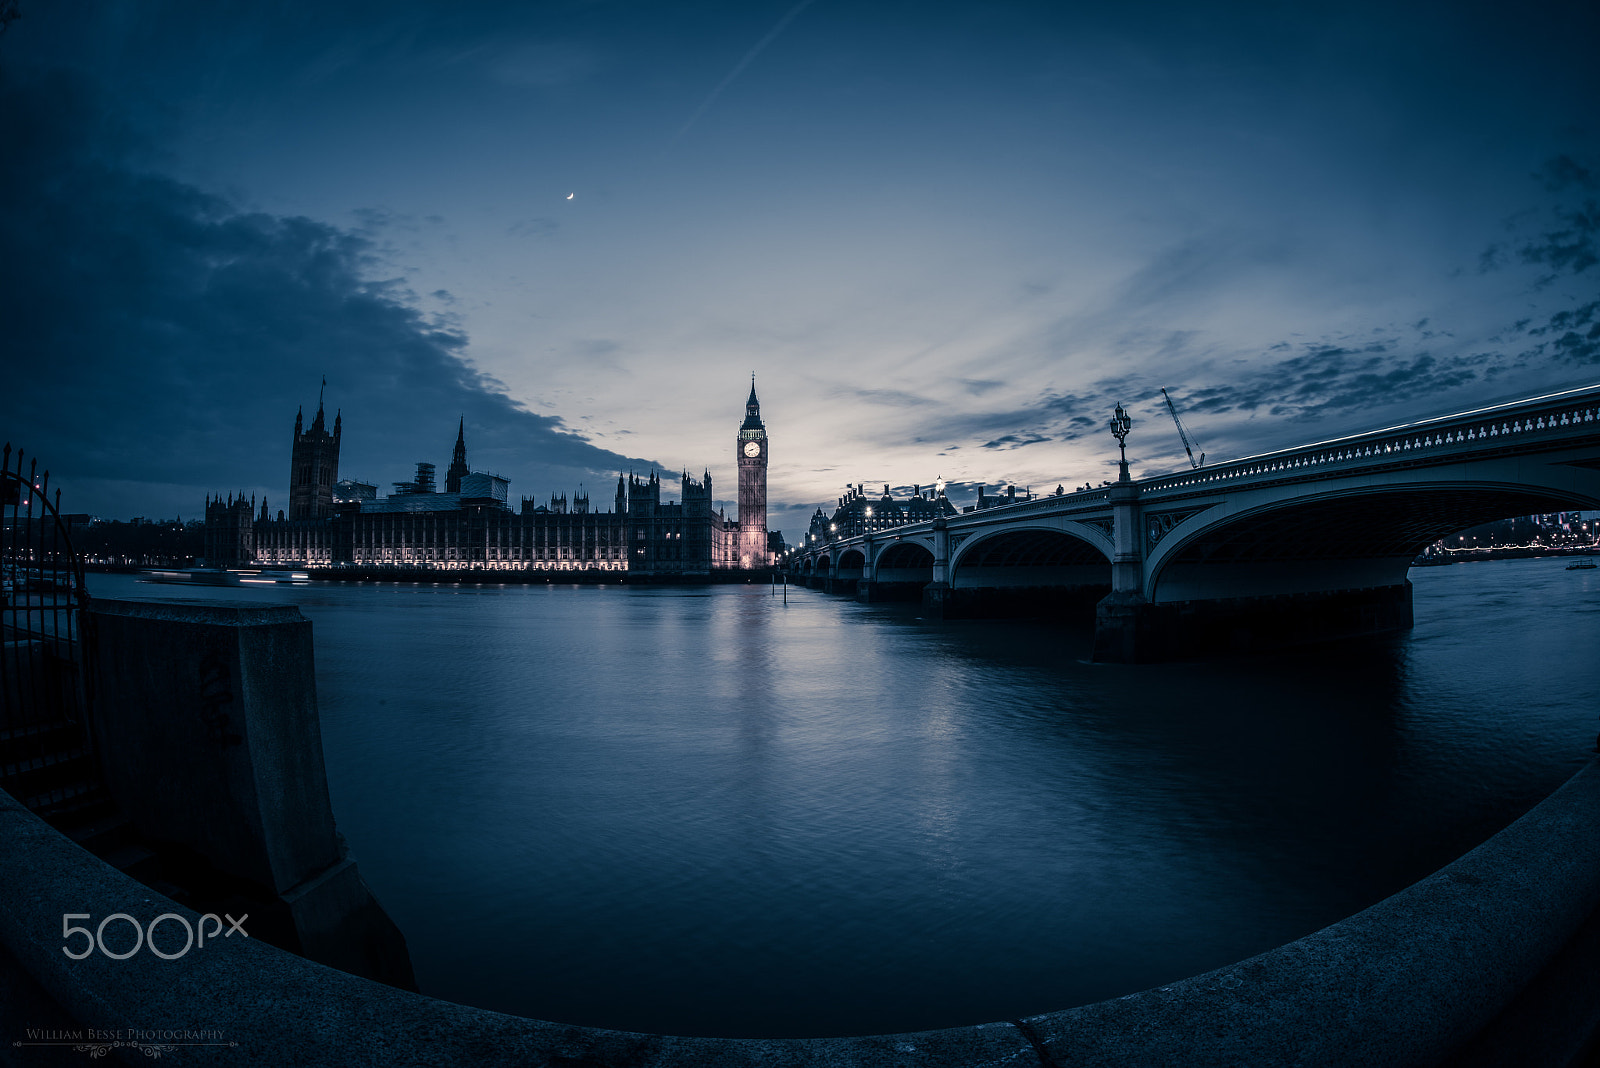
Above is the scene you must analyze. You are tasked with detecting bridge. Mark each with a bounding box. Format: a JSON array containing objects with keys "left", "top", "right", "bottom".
[{"left": 785, "top": 383, "right": 1600, "bottom": 661}]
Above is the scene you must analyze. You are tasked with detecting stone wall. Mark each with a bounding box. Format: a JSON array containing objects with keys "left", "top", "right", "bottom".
[{"left": 3, "top": 753, "right": 1598, "bottom": 1065}]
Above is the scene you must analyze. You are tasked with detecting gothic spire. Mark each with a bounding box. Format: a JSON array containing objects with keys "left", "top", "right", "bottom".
[
  {"left": 446, "top": 415, "right": 469, "bottom": 493},
  {"left": 741, "top": 376, "right": 765, "bottom": 431},
  {"left": 312, "top": 376, "right": 327, "bottom": 430}
]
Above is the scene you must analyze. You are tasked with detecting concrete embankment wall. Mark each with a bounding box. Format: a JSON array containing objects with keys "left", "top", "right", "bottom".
[
  {"left": 4, "top": 757, "right": 1600, "bottom": 1065},
  {"left": 69, "top": 598, "right": 414, "bottom": 988}
]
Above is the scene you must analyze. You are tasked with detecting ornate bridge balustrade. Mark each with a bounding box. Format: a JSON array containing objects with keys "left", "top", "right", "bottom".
[{"left": 785, "top": 383, "right": 1600, "bottom": 660}]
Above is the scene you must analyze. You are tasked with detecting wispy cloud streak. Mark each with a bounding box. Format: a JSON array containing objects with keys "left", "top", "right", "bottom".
[{"left": 674, "top": 0, "right": 815, "bottom": 141}]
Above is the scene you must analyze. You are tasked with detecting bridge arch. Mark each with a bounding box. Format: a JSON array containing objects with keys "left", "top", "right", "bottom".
[
  {"left": 873, "top": 541, "right": 935, "bottom": 586},
  {"left": 950, "top": 525, "right": 1110, "bottom": 590},
  {"left": 1147, "top": 481, "right": 1600, "bottom": 604}
]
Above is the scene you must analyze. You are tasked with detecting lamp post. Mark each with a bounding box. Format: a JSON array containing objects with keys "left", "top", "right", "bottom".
[{"left": 1109, "top": 403, "right": 1132, "bottom": 482}]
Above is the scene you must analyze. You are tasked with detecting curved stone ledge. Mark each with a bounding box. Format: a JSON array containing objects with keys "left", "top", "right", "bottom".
[{"left": 4, "top": 759, "right": 1599, "bottom": 1067}]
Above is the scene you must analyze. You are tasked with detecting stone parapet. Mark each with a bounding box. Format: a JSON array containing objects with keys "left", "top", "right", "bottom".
[
  {"left": 4, "top": 754, "right": 1598, "bottom": 1064},
  {"left": 78, "top": 597, "right": 412, "bottom": 989}
]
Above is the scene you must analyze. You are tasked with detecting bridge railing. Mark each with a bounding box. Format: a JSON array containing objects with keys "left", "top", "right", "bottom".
[
  {"left": 1142, "top": 384, "right": 1600, "bottom": 495},
  {"left": 787, "top": 384, "right": 1600, "bottom": 560},
  {"left": 794, "top": 489, "right": 1118, "bottom": 556}
]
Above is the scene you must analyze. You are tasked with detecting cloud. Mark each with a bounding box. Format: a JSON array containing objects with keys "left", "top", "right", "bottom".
[
  {"left": 1524, "top": 299, "right": 1600, "bottom": 364},
  {"left": 980, "top": 434, "right": 1051, "bottom": 450},
  {"left": 1481, "top": 153, "right": 1599, "bottom": 285},
  {"left": 1472, "top": 154, "right": 1600, "bottom": 365},
  {"left": 1538, "top": 155, "right": 1598, "bottom": 193},
  {"left": 0, "top": 68, "right": 652, "bottom": 518},
  {"left": 675, "top": 0, "right": 816, "bottom": 141},
  {"left": 847, "top": 388, "right": 935, "bottom": 407},
  {"left": 1181, "top": 347, "right": 1482, "bottom": 420},
  {"left": 1519, "top": 199, "right": 1599, "bottom": 282}
]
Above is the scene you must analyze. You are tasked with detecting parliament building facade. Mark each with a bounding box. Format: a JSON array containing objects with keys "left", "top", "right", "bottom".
[{"left": 204, "top": 384, "right": 779, "bottom": 575}]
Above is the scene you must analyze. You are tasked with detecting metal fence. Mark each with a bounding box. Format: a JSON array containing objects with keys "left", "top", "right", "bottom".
[{"left": 0, "top": 443, "right": 94, "bottom": 817}]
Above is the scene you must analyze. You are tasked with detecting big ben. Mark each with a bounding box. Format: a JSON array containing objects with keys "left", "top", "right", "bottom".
[{"left": 737, "top": 379, "right": 770, "bottom": 569}]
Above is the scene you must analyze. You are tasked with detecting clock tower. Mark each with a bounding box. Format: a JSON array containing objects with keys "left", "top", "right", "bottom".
[{"left": 737, "top": 379, "right": 770, "bottom": 569}]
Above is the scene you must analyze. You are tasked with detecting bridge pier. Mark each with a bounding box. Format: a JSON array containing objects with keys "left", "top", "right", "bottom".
[
  {"left": 921, "top": 519, "right": 954, "bottom": 617},
  {"left": 858, "top": 581, "right": 926, "bottom": 603},
  {"left": 1094, "top": 582, "right": 1416, "bottom": 661},
  {"left": 1092, "top": 594, "right": 1160, "bottom": 663},
  {"left": 1092, "top": 472, "right": 1154, "bottom": 661}
]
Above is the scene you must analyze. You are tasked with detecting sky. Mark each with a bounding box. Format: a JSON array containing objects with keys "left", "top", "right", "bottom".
[{"left": 1, "top": 0, "right": 1597, "bottom": 538}]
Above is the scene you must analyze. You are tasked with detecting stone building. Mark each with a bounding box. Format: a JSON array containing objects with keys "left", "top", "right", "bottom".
[
  {"left": 214, "top": 385, "right": 770, "bottom": 574},
  {"left": 202, "top": 493, "right": 261, "bottom": 567},
  {"left": 287, "top": 391, "right": 341, "bottom": 521},
  {"left": 808, "top": 483, "right": 958, "bottom": 544},
  {"left": 737, "top": 380, "right": 771, "bottom": 569}
]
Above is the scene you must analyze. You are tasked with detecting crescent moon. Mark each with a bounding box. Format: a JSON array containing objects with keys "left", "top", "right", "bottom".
[{"left": 566, "top": 193, "right": 574, "bottom": 200}]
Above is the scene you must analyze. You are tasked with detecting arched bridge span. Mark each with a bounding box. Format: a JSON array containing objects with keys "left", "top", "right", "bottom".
[{"left": 786, "top": 384, "right": 1600, "bottom": 659}]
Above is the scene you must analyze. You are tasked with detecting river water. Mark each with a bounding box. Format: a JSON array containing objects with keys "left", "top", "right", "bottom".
[{"left": 87, "top": 559, "right": 1600, "bottom": 1038}]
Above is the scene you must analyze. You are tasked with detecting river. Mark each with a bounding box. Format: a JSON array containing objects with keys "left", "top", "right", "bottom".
[{"left": 86, "top": 558, "right": 1600, "bottom": 1037}]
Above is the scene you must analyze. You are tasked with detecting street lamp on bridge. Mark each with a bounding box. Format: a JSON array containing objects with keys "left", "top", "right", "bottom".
[{"left": 1110, "top": 403, "right": 1132, "bottom": 482}]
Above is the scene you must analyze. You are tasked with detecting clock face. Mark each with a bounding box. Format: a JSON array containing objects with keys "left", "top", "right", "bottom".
[{"left": 743, "top": 440, "right": 761, "bottom": 457}]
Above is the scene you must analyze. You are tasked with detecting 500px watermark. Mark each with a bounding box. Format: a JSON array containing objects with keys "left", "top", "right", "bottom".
[{"left": 61, "top": 912, "right": 248, "bottom": 960}]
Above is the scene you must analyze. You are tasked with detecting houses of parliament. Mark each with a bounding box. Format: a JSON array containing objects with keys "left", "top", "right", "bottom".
[{"left": 204, "top": 383, "right": 780, "bottom": 575}]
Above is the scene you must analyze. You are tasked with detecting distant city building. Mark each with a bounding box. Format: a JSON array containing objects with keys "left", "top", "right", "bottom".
[
  {"left": 79, "top": 516, "right": 204, "bottom": 567},
  {"left": 809, "top": 483, "right": 958, "bottom": 543},
  {"left": 207, "top": 385, "right": 777, "bottom": 573},
  {"left": 967, "top": 484, "right": 1035, "bottom": 512},
  {"left": 1421, "top": 512, "right": 1597, "bottom": 555}
]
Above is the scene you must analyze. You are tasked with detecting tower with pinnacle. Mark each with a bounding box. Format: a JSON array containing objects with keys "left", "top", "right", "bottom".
[
  {"left": 446, "top": 416, "right": 469, "bottom": 493},
  {"left": 288, "top": 380, "right": 341, "bottom": 521},
  {"left": 736, "top": 378, "right": 770, "bottom": 569}
]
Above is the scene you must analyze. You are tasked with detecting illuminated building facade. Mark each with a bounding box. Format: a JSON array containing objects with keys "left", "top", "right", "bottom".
[
  {"left": 736, "top": 381, "right": 771, "bottom": 569},
  {"left": 213, "top": 387, "right": 768, "bottom": 574},
  {"left": 808, "top": 483, "right": 958, "bottom": 544}
]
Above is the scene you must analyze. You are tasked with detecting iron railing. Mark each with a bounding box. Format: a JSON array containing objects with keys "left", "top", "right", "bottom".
[{"left": 0, "top": 443, "right": 94, "bottom": 816}]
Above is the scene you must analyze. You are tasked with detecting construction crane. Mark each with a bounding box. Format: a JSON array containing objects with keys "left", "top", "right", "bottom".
[{"left": 1160, "top": 388, "right": 1205, "bottom": 469}]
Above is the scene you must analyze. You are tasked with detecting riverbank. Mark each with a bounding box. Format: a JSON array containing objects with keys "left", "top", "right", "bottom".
[
  {"left": 1412, "top": 546, "right": 1599, "bottom": 566},
  {"left": 84, "top": 563, "right": 781, "bottom": 585}
]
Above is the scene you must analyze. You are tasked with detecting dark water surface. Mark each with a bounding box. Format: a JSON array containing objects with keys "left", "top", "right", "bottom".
[{"left": 89, "top": 560, "right": 1600, "bottom": 1038}]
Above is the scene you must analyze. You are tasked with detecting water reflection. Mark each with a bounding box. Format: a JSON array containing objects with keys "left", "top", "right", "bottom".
[{"left": 85, "top": 561, "right": 1600, "bottom": 1037}]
